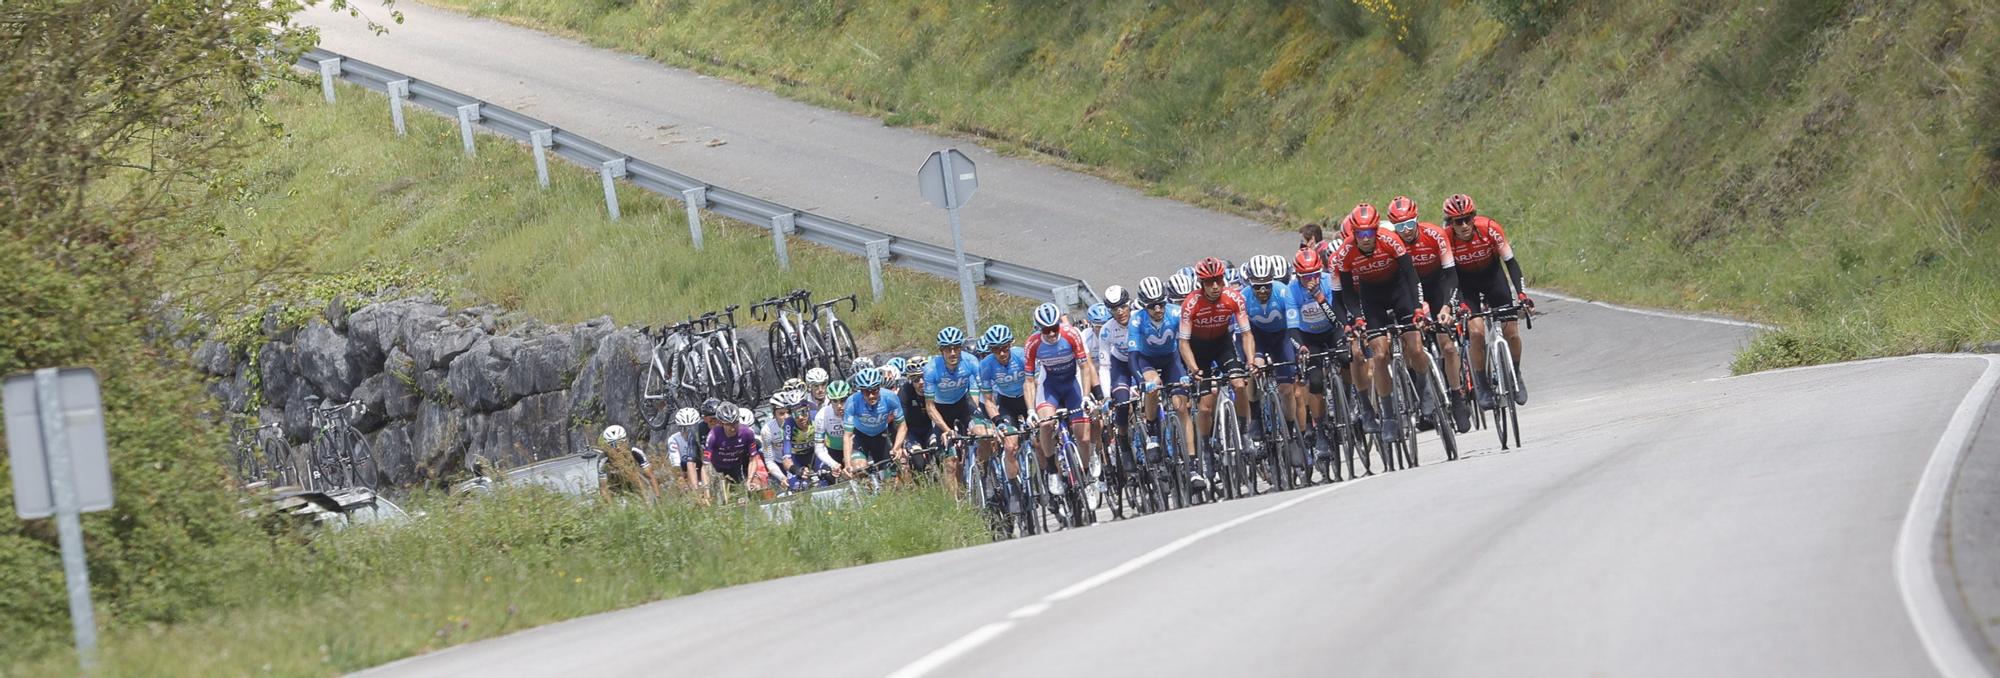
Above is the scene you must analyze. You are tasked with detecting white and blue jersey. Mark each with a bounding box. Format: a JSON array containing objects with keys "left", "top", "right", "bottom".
[
  {"left": 924, "top": 355, "right": 980, "bottom": 405},
  {"left": 978, "top": 348, "right": 1030, "bottom": 399},
  {"left": 1290, "top": 273, "right": 1340, "bottom": 335},
  {"left": 844, "top": 392, "right": 903, "bottom": 437}
]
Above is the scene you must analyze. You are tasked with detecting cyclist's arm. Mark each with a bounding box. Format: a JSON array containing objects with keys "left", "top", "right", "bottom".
[
  {"left": 1396, "top": 255, "right": 1422, "bottom": 318},
  {"left": 1337, "top": 270, "right": 1362, "bottom": 320},
  {"left": 891, "top": 416, "right": 908, "bottom": 452},
  {"left": 1439, "top": 266, "right": 1460, "bottom": 316},
  {"left": 1072, "top": 330, "right": 1099, "bottom": 398},
  {"left": 1234, "top": 308, "right": 1256, "bottom": 369},
  {"left": 924, "top": 395, "right": 949, "bottom": 433},
  {"left": 1177, "top": 311, "right": 1199, "bottom": 374},
  {"left": 1504, "top": 257, "right": 1526, "bottom": 299}
]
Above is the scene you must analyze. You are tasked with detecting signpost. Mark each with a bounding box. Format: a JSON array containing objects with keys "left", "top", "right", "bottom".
[
  {"left": 5, "top": 367, "right": 113, "bottom": 671},
  {"left": 918, "top": 149, "right": 981, "bottom": 335}
]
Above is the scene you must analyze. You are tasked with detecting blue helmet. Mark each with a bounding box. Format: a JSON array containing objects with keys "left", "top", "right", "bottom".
[
  {"left": 882, "top": 356, "right": 906, "bottom": 375},
  {"left": 936, "top": 326, "right": 967, "bottom": 347},
  {"left": 851, "top": 367, "right": 883, "bottom": 390},
  {"left": 1177, "top": 265, "right": 1196, "bottom": 281},
  {"left": 983, "top": 324, "right": 1014, "bottom": 347},
  {"left": 1033, "top": 303, "right": 1063, "bottom": 329},
  {"left": 1086, "top": 303, "right": 1111, "bottom": 325}
]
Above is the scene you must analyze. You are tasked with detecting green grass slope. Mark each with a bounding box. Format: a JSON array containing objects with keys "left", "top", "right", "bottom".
[{"left": 423, "top": 0, "right": 2000, "bottom": 370}]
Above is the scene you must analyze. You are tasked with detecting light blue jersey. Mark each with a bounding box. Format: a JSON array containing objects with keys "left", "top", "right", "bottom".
[
  {"left": 1243, "top": 285, "right": 1299, "bottom": 334},
  {"left": 844, "top": 392, "right": 903, "bottom": 436},
  {"left": 924, "top": 355, "right": 980, "bottom": 405},
  {"left": 1128, "top": 304, "right": 1182, "bottom": 357},
  {"left": 978, "top": 347, "right": 1030, "bottom": 399},
  {"left": 1290, "top": 273, "right": 1340, "bottom": 334}
]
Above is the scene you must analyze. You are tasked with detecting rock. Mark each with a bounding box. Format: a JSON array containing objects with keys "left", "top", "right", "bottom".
[
  {"left": 1983, "top": 341, "right": 2000, "bottom": 354},
  {"left": 410, "top": 322, "right": 482, "bottom": 370},
  {"left": 505, "top": 333, "right": 578, "bottom": 400},
  {"left": 380, "top": 348, "right": 421, "bottom": 420},
  {"left": 296, "top": 321, "right": 361, "bottom": 395},
  {"left": 193, "top": 339, "right": 237, "bottom": 377},
  {"left": 218, "top": 369, "right": 253, "bottom": 414},
  {"left": 325, "top": 295, "right": 350, "bottom": 332},
  {"left": 417, "top": 367, "right": 450, "bottom": 404},
  {"left": 445, "top": 336, "right": 511, "bottom": 412},
  {"left": 258, "top": 341, "right": 297, "bottom": 408},
  {"left": 456, "top": 305, "right": 501, "bottom": 335},
  {"left": 411, "top": 400, "right": 467, "bottom": 479},
  {"left": 348, "top": 373, "right": 391, "bottom": 434},
  {"left": 281, "top": 384, "right": 314, "bottom": 444},
  {"left": 573, "top": 316, "right": 616, "bottom": 355},
  {"left": 369, "top": 422, "right": 415, "bottom": 486},
  {"left": 345, "top": 303, "right": 401, "bottom": 365},
  {"left": 467, "top": 392, "right": 572, "bottom": 469},
  {"left": 570, "top": 329, "right": 649, "bottom": 435}
]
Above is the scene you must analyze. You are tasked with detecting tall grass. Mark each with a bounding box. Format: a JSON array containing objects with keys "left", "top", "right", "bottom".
[
  {"left": 421, "top": 0, "right": 2000, "bottom": 370},
  {"left": 5, "top": 486, "right": 987, "bottom": 676}
]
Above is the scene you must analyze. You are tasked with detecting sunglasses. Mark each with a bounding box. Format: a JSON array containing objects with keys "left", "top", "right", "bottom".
[
  {"left": 1392, "top": 219, "right": 1418, "bottom": 233},
  {"left": 1353, "top": 228, "right": 1378, "bottom": 239},
  {"left": 1447, "top": 216, "right": 1473, "bottom": 225},
  {"left": 862, "top": 387, "right": 881, "bottom": 395},
  {"left": 1251, "top": 282, "right": 1273, "bottom": 292},
  {"left": 1145, "top": 301, "right": 1166, "bottom": 310}
]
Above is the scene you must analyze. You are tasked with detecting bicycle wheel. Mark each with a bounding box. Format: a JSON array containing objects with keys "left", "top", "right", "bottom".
[
  {"left": 767, "top": 323, "right": 797, "bottom": 379},
  {"left": 735, "top": 339, "right": 764, "bottom": 401},
  {"left": 1259, "top": 378, "right": 1290, "bottom": 493},
  {"left": 1490, "top": 342, "right": 1512, "bottom": 450},
  {"left": 345, "top": 429, "right": 379, "bottom": 489},
  {"left": 1394, "top": 359, "right": 1421, "bottom": 469},
  {"left": 1499, "top": 342, "right": 1524, "bottom": 449},
  {"left": 829, "top": 320, "right": 859, "bottom": 378},
  {"left": 642, "top": 354, "right": 676, "bottom": 428},
  {"left": 1427, "top": 359, "right": 1460, "bottom": 461},
  {"left": 1163, "top": 411, "right": 1190, "bottom": 510},
  {"left": 800, "top": 322, "right": 830, "bottom": 375},
  {"left": 1217, "top": 405, "right": 1244, "bottom": 500}
]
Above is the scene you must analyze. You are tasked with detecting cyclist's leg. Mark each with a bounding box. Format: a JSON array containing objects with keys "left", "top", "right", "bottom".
[{"left": 1503, "top": 318, "right": 1524, "bottom": 370}]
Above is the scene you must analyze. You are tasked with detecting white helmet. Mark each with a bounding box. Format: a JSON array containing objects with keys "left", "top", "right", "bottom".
[
  {"left": 1137, "top": 277, "right": 1166, "bottom": 305},
  {"left": 850, "top": 356, "right": 875, "bottom": 373},
  {"left": 673, "top": 407, "right": 700, "bottom": 426},
  {"left": 804, "top": 367, "right": 829, "bottom": 386},
  {"left": 738, "top": 405, "right": 758, "bottom": 426},
  {"left": 782, "top": 377, "right": 806, "bottom": 392},
  {"left": 601, "top": 425, "right": 628, "bottom": 443}
]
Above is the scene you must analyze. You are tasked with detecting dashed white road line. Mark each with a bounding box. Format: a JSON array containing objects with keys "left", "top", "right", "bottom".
[
  {"left": 1895, "top": 354, "right": 2000, "bottom": 678},
  {"left": 884, "top": 479, "right": 1369, "bottom": 678}
]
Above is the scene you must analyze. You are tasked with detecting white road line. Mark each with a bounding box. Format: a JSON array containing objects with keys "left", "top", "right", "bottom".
[
  {"left": 1895, "top": 354, "right": 2000, "bottom": 678},
  {"left": 885, "top": 480, "right": 1365, "bottom": 678},
  {"left": 1527, "top": 287, "right": 1774, "bottom": 330}
]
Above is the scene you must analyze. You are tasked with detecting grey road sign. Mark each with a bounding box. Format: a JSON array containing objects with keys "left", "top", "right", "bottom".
[
  {"left": 4, "top": 367, "right": 112, "bottom": 669},
  {"left": 919, "top": 149, "right": 982, "bottom": 334}
]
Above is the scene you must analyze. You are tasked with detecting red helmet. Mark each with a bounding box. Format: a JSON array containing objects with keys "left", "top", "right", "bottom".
[
  {"left": 1443, "top": 193, "right": 1477, "bottom": 220},
  {"left": 1350, "top": 203, "right": 1380, "bottom": 230},
  {"left": 1387, "top": 196, "right": 1418, "bottom": 222},
  {"left": 1293, "top": 248, "right": 1324, "bottom": 275},
  {"left": 1193, "top": 257, "right": 1227, "bottom": 282}
]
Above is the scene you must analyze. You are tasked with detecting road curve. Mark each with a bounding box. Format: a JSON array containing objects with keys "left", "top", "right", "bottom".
[{"left": 307, "top": 5, "right": 2000, "bottom": 677}]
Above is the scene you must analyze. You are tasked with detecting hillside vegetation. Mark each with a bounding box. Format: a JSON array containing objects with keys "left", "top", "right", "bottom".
[{"left": 427, "top": 0, "right": 2000, "bottom": 370}]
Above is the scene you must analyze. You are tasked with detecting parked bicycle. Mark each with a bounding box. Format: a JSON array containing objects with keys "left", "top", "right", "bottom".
[
  {"left": 229, "top": 416, "right": 296, "bottom": 487},
  {"left": 305, "top": 396, "right": 375, "bottom": 491}
]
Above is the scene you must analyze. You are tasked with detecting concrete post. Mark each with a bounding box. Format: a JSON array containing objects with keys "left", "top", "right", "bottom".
[
  {"left": 530, "top": 129, "right": 553, "bottom": 189},
  {"left": 386, "top": 79, "right": 410, "bottom": 135},
  {"left": 683, "top": 187, "right": 707, "bottom": 250},
  {"left": 865, "top": 239, "right": 892, "bottom": 301},
  {"left": 317, "top": 58, "right": 342, "bottom": 103},
  {"left": 769, "top": 213, "right": 795, "bottom": 270},
  {"left": 456, "top": 103, "right": 482, "bottom": 157},
  {"left": 600, "top": 158, "right": 627, "bottom": 221}
]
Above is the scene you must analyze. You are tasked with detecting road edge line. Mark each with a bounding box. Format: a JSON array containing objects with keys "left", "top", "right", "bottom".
[
  {"left": 1527, "top": 287, "right": 1774, "bottom": 330},
  {"left": 1896, "top": 354, "right": 2000, "bottom": 678}
]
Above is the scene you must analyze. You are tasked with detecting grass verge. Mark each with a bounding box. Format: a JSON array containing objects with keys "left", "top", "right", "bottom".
[
  {"left": 5, "top": 486, "right": 986, "bottom": 676},
  {"left": 417, "top": 0, "right": 2000, "bottom": 371}
]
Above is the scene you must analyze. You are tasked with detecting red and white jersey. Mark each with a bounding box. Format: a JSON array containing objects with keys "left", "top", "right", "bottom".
[
  {"left": 1178, "top": 287, "right": 1247, "bottom": 341},
  {"left": 1332, "top": 234, "right": 1410, "bottom": 287},
  {"left": 1401, "top": 223, "right": 1456, "bottom": 277},
  {"left": 1022, "top": 324, "right": 1090, "bottom": 381},
  {"left": 1448, "top": 216, "right": 1514, "bottom": 273}
]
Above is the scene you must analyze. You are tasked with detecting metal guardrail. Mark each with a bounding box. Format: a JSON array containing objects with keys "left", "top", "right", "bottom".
[{"left": 296, "top": 48, "right": 1100, "bottom": 309}]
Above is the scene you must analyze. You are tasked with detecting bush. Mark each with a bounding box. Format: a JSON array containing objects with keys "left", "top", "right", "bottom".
[{"left": 1481, "top": 0, "right": 1570, "bottom": 34}]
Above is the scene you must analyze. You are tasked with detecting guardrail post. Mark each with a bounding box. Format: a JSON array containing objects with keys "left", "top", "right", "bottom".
[
  {"left": 1051, "top": 284, "right": 1081, "bottom": 309},
  {"left": 456, "top": 104, "right": 482, "bottom": 157},
  {"left": 865, "top": 239, "right": 892, "bottom": 301},
  {"left": 964, "top": 261, "right": 987, "bottom": 287},
  {"left": 317, "top": 58, "right": 343, "bottom": 103},
  {"left": 769, "top": 213, "right": 795, "bottom": 270},
  {"left": 682, "top": 187, "right": 707, "bottom": 250},
  {"left": 599, "top": 158, "right": 627, "bottom": 221},
  {"left": 530, "top": 129, "right": 554, "bottom": 189},
  {"left": 386, "top": 80, "right": 410, "bottom": 136}
]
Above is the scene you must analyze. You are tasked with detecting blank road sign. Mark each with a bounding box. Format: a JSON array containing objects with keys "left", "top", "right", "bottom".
[
  {"left": 918, "top": 149, "right": 978, "bottom": 209},
  {"left": 5, "top": 368, "right": 113, "bottom": 519}
]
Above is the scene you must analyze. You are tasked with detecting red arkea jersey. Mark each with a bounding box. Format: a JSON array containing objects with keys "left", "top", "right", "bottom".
[
  {"left": 1399, "top": 222, "right": 1455, "bottom": 277},
  {"left": 1448, "top": 216, "right": 1513, "bottom": 274},
  {"left": 1332, "top": 235, "right": 1410, "bottom": 287},
  {"left": 1178, "top": 287, "right": 1247, "bottom": 341}
]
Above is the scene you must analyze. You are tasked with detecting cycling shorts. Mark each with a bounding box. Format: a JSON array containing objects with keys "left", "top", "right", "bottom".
[
  {"left": 1457, "top": 265, "right": 1514, "bottom": 314},
  {"left": 1355, "top": 283, "right": 1417, "bottom": 329},
  {"left": 1038, "top": 376, "right": 1090, "bottom": 424},
  {"left": 1132, "top": 352, "right": 1188, "bottom": 397},
  {"left": 1107, "top": 356, "right": 1138, "bottom": 400},
  {"left": 992, "top": 394, "right": 1029, "bottom": 428},
  {"left": 934, "top": 398, "right": 974, "bottom": 435},
  {"left": 1418, "top": 271, "right": 1455, "bottom": 316},
  {"left": 852, "top": 431, "right": 892, "bottom": 464},
  {"left": 712, "top": 461, "right": 748, "bottom": 484},
  {"left": 1188, "top": 336, "right": 1243, "bottom": 378},
  {"left": 1296, "top": 330, "right": 1344, "bottom": 395},
  {"left": 1249, "top": 328, "right": 1297, "bottom": 383}
]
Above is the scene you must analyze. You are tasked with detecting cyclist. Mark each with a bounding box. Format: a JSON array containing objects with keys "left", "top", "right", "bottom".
[
  {"left": 1179, "top": 257, "right": 1258, "bottom": 482},
  {"left": 841, "top": 367, "right": 908, "bottom": 476},
  {"left": 1096, "top": 286, "right": 1136, "bottom": 432},
  {"left": 1288, "top": 248, "right": 1350, "bottom": 463},
  {"left": 596, "top": 424, "right": 659, "bottom": 503},
  {"left": 1242, "top": 255, "right": 1301, "bottom": 457},
  {"left": 1023, "top": 302, "right": 1100, "bottom": 496},
  {"left": 814, "top": 380, "right": 853, "bottom": 477},
  {"left": 1300, "top": 222, "right": 1336, "bottom": 266},
  {"left": 1443, "top": 193, "right": 1531, "bottom": 409},
  {"left": 803, "top": 367, "right": 830, "bottom": 412},
  {"left": 924, "top": 327, "right": 983, "bottom": 496},
  {"left": 1389, "top": 195, "right": 1471, "bottom": 433},
  {"left": 759, "top": 391, "right": 819, "bottom": 491},
  {"left": 703, "top": 404, "right": 761, "bottom": 495},
  {"left": 1168, "top": 272, "right": 1198, "bottom": 304},
  {"left": 1332, "top": 203, "right": 1438, "bottom": 443},
  {"left": 1082, "top": 303, "right": 1113, "bottom": 401},
  {"left": 885, "top": 359, "right": 935, "bottom": 461},
  {"left": 1129, "top": 276, "right": 1198, "bottom": 484},
  {"left": 666, "top": 407, "right": 706, "bottom": 491},
  {"left": 977, "top": 324, "right": 1032, "bottom": 491}
]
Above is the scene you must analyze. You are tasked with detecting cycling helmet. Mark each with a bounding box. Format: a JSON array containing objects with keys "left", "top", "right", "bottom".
[
  {"left": 782, "top": 377, "right": 805, "bottom": 392},
  {"left": 1168, "top": 273, "right": 1197, "bottom": 298},
  {"left": 779, "top": 390, "right": 806, "bottom": 409},
  {"left": 804, "top": 367, "right": 829, "bottom": 386},
  {"left": 1033, "top": 302, "right": 1063, "bottom": 329},
  {"left": 1246, "top": 256, "right": 1276, "bottom": 284},
  {"left": 850, "top": 356, "right": 875, "bottom": 373},
  {"left": 1350, "top": 203, "right": 1381, "bottom": 230},
  {"left": 851, "top": 367, "right": 883, "bottom": 391},
  {"left": 881, "top": 364, "right": 904, "bottom": 387},
  {"left": 1136, "top": 277, "right": 1166, "bottom": 305},
  {"left": 1177, "top": 265, "right": 1196, "bottom": 281},
  {"left": 1194, "top": 257, "right": 1227, "bottom": 282},
  {"left": 673, "top": 407, "right": 701, "bottom": 426},
  {"left": 738, "top": 405, "right": 758, "bottom": 426},
  {"left": 601, "top": 425, "right": 628, "bottom": 444},
  {"left": 699, "top": 397, "right": 721, "bottom": 417},
  {"left": 936, "top": 326, "right": 967, "bottom": 347},
  {"left": 1086, "top": 303, "right": 1111, "bottom": 325},
  {"left": 1103, "top": 285, "right": 1131, "bottom": 308},
  {"left": 983, "top": 324, "right": 1014, "bottom": 347},
  {"left": 714, "top": 404, "right": 739, "bottom": 425},
  {"left": 1387, "top": 196, "right": 1418, "bottom": 223},
  {"left": 768, "top": 392, "right": 790, "bottom": 410},
  {"left": 971, "top": 336, "right": 990, "bottom": 355},
  {"left": 826, "top": 379, "right": 852, "bottom": 400},
  {"left": 1443, "top": 193, "right": 1477, "bottom": 220},
  {"left": 1293, "top": 248, "right": 1324, "bottom": 275}
]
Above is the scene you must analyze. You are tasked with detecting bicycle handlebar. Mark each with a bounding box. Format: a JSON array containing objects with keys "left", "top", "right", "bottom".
[{"left": 815, "top": 294, "right": 857, "bottom": 313}]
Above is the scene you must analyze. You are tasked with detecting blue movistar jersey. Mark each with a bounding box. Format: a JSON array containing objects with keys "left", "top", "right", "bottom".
[
  {"left": 844, "top": 392, "right": 903, "bottom": 436},
  {"left": 1243, "top": 285, "right": 1299, "bottom": 334},
  {"left": 924, "top": 355, "right": 980, "bottom": 405},
  {"left": 1290, "top": 273, "right": 1340, "bottom": 334},
  {"left": 1128, "top": 305, "right": 1182, "bottom": 357},
  {"left": 978, "top": 347, "right": 1030, "bottom": 399}
]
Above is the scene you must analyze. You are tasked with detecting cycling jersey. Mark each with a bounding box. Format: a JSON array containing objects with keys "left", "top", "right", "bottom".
[
  {"left": 1332, "top": 235, "right": 1411, "bottom": 287},
  {"left": 1023, "top": 325, "right": 1090, "bottom": 382},
  {"left": 1127, "top": 305, "right": 1182, "bottom": 357},
  {"left": 844, "top": 391, "right": 904, "bottom": 437},
  {"left": 923, "top": 355, "right": 980, "bottom": 405},
  {"left": 1289, "top": 273, "right": 1341, "bottom": 334},
  {"left": 978, "top": 347, "right": 1030, "bottom": 399},
  {"left": 1333, "top": 237, "right": 1422, "bottom": 327},
  {"left": 1447, "top": 216, "right": 1512, "bottom": 274},
  {"left": 1243, "top": 285, "right": 1300, "bottom": 334},
  {"left": 704, "top": 425, "right": 759, "bottom": 472},
  {"left": 664, "top": 430, "right": 696, "bottom": 468},
  {"left": 812, "top": 403, "right": 845, "bottom": 450},
  {"left": 1402, "top": 223, "right": 1456, "bottom": 276},
  {"left": 1098, "top": 318, "right": 1131, "bottom": 364},
  {"left": 899, "top": 380, "right": 933, "bottom": 445},
  {"left": 1177, "top": 287, "right": 1248, "bottom": 341}
]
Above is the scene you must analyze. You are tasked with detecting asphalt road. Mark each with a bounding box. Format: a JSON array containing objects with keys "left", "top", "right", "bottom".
[{"left": 313, "top": 5, "right": 2000, "bottom": 677}]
